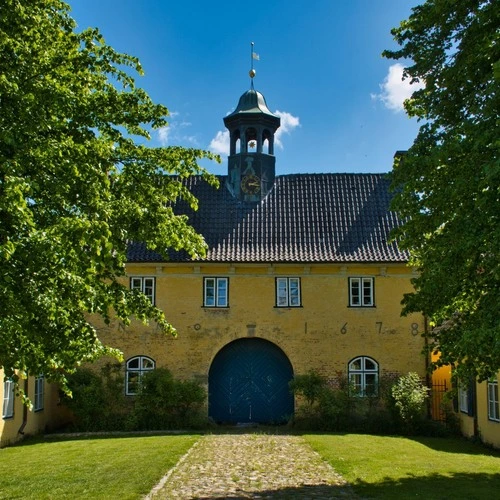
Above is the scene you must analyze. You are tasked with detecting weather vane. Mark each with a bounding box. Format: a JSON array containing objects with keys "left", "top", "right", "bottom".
[{"left": 250, "top": 42, "right": 259, "bottom": 89}]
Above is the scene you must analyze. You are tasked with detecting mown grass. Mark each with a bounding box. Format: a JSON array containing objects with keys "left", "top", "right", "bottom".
[
  {"left": 0, "top": 434, "right": 199, "bottom": 500},
  {"left": 304, "top": 433, "right": 500, "bottom": 499},
  {"left": 1, "top": 432, "right": 499, "bottom": 499}
]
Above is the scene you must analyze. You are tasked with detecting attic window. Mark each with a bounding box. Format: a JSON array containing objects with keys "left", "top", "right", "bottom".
[
  {"left": 349, "top": 277, "right": 374, "bottom": 307},
  {"left": 204, "top": 277, "right": 229, "bottom": 307},
  {"left": 130, "top": 276, "right": 155, "bottom": 305},
  {"left": 276, "top": 277, "right": 301, "bottom": 307}
]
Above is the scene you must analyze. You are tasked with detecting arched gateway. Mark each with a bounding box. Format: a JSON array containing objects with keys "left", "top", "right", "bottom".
[{"left": 208, "top": 338, "right": 294, "bottom": 424}]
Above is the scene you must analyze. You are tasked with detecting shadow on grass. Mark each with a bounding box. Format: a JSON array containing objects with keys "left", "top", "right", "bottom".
[
  {"left": 202, "top": 472, "right": 500, "bottom": 499},
  {"left": 204, "top": 483, "right": 356, "bottom": 499},
  {"left": 407, "top": 435, "right": 500, "bottom": 456},
  {"left": 349, "top": 471, "right": 500, "bottom": 499}
]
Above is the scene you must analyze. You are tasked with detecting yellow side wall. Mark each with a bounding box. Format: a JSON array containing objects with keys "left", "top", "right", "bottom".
[
  {"left": 95, "top": 262, "right": 426, "bottom": 390},
  {"left": 0, "top": 371, "right": 69, "bottom": 447},
  {"left": 476, "top": 374, "right": 500, "bottom": 449}
]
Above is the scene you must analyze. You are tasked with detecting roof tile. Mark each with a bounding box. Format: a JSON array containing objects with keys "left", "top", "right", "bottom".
[{"left": 127, "top": 173, "right": 408, "bottom": 264}]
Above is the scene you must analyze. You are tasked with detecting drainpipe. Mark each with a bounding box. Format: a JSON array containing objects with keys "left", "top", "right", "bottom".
[
  {"left": 423, "top": 315, "right": 431, "bottom": 419},
  {"left": 18, "top": 378, "right": 28, "bottom": 436},
  {"left": 473, "top": 379, "right": 479, "bottom": 439}
]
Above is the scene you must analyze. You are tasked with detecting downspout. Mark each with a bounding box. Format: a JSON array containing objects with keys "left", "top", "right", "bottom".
[
  {"left": 423, "top": 315, "right": 431, "bottom": 419},
  {"left": 18, "top": 378, "right": 28, "bottom": 436},
  {"left": 473, "top": 380, "right": 479, "bottom": 439}
]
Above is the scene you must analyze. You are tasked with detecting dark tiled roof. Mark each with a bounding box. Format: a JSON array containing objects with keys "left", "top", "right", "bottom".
[{"left": 127, "top": 173, "right": 408, "bottom": 264}]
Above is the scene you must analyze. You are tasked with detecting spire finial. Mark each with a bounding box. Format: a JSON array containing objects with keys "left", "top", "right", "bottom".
[{"left": 249, "top": 42, "right": 259, "bottom": 89}]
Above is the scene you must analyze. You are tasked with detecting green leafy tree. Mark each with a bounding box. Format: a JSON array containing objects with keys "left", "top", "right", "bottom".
[
  {"left": 0, "top": 0, "right": 218, "bottom": 390},
  {"left": 384, "top": 0, "right": 500, "bottom": 381}
]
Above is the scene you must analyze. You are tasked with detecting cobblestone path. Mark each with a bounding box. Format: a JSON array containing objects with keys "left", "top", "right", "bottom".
[{"left": 147, "top": 433, "right": 359, "bottom": 499}]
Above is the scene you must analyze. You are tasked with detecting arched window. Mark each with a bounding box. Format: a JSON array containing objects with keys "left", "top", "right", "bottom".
[
  {"left": 348, "top": 356, "right": 379, "bottom": 396},
  {"left": 245, "top": 127, "right": 257, "bottom": 152},
  {"left": 126, "top": 356, "right": 155, "bottom": 395},
  {"left": 262, "top": 129, "right": 273, "bottom": 154}
]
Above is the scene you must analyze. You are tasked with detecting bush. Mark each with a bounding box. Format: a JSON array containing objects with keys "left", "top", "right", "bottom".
[
  {"left": 289, "top": 371, "right": 327, "bottom": 408},
  {"left": 64, "top": 363, "right": 129, "bottom": 431},
  {"left": 134, "top": 368, "right": 206, "bottom": 430},
  {"left": 64, "top": 366, "right": 206, "bottom": 431},
  {"left": 391, "top": 372, "right": 430, "bottom": 434},
  {"left": 290, "top": 372, "right": 357, "bottom": 432},
  {"left": 290, "top": 371, "right": 438, "bottom": 435}
]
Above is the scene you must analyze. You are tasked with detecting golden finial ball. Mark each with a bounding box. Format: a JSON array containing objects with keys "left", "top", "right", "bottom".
[{"left": 249, "top": 69, "right": 256, "bottom": 79}]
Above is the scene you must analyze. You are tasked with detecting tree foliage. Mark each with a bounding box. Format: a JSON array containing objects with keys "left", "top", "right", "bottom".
[
  {"left": 0, "top": 0, "right": 218, "bottom": 388},
  {"left": 384, "top": 0, "right": 499, "bottom": 380}
]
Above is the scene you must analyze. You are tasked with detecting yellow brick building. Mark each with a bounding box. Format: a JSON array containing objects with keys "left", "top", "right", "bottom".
[
  {"left": 92, "top": 86, "right": 428, "bottom": 425},
  {"left": 1, "top": 84, "right": 429, "bottom": 441}
]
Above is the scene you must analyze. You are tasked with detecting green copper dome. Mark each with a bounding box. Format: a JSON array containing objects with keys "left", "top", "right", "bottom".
[{"left": 226, "top": 89, "right": 279, "bottom": 118}]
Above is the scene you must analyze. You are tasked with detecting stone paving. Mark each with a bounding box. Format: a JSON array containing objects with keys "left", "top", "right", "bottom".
[{"left": 146, "top": 433, "right": 359, "bottom": 499}]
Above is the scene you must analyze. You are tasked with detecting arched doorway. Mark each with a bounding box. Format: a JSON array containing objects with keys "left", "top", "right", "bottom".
[{"left": 208, "top": 338, "right": 294, "bottom": 424}]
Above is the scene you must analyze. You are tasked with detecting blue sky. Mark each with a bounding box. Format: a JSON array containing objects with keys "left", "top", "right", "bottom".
[{"left": 69, "top": 0, "right": 423, "bottom": 175}]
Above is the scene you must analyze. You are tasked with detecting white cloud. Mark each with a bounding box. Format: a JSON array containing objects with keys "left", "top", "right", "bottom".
[
  {"left": 372, "top": 63, "right": 424, "bottom": 112},
  {"left": 274, "top": 110, "right": 300, "bottom": 149},
  {"left": 207, "top": 110, "right": 300, "bottom": 155},
  {"left": 157, "top": 112, "right": 198, "bottom": 147},
  {"left": 158, "top": 126, "right": 171, "bottom": 145},
  {"left": 209, "top": 130, "right": 230, "bottom": 156}
]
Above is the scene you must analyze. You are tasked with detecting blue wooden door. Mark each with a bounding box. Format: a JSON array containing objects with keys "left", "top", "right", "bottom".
[{"left": 208, "top": 338, "right": 294, "bottom": 424}]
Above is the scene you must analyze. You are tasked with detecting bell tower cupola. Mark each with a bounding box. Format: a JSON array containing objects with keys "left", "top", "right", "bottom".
[{"left": 224, "top": 48, "right": 280, "bottom": 201}]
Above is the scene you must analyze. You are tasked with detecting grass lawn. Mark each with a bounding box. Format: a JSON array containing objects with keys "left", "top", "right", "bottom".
[
  {"left": 0, "top": 434, "right": 199, "bottom": 500},
  {"left": 304, "top": 433, "right": 500, "bottom": 499}
]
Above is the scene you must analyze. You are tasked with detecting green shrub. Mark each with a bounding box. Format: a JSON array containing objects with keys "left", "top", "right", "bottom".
[
  {"left": 290, "top": 371, "right": 401, "bottom": 434},
  {"left": 65, "top": 366, "right": 206, "bottom": 431},
  {"left": 64, "top": 368, "right": 105, "bottom": 431},
  {"left": 290, "top": 372, "right": 354, "bottom": 432},
  {"left": 391, "top": 372, "right": 430, "bottom": 434},
  {"left": 64, "top": 363, "right": 129, "bottom": 431},
  {"left": 289, "top": 371, "right": 327, "bottom": 408},
  {"left": 133, "top": 368, "right": 206, "bottom": 430}
]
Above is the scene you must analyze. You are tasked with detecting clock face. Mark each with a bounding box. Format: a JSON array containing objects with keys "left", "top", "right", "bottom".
[{"left": 241, "top": 174, "right": 260, "bottom": 194}]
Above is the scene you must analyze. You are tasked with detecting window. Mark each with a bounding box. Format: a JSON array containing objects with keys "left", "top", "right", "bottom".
[
  {"left": 126, "top": 356, "right": 155, "bottom": 395},
  {"left": 349, "top": 277, "right": 374, "bottom": 307},
  {"left": 130, "top": 277, "right": 155, "bottom": 304},
  {"left": 458, "top": 384, "right": 469, "bottom": 413},
  {"left": 457, "top": 378, "right": 475, "bottom": 416},
  {"left": 487, "top": 379, "right": 499, "bottom": 422},
  {"left": 276, "top": 277, "right": 301, "bottom": 307},
  {"left": 34, "top": 375, "right": 44, "bottom": 412},
  {"left": 348, "top": 356, "right": 379, "bottom": 396},
  {"left": 204, "top": 277, "right": 228, "bottom": 307},
  {"left": 2, "top": 379, "right": 14, "bottom": 419}
]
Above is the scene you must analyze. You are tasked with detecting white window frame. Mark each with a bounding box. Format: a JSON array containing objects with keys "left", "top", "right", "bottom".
[
  {"left": 203, "top": 277, "right": 228, "bottom": 307},
  {"left": 487, "top": 379, "right": 499, "bottom": 422},
  {"left": 3, "top": 379, "right": 15, "bottom": 419},
  {"left": 458, "top": 384, "right": 469, "bottom": 414},
  {"left": 125, "top": 356, "right": 155, "bottom": 396},
  {"left": 130, "top": 276, "right": 155, "bottom": 304},
  {"left": 276, "top": 277, "right": 301, "bottom": 307},
  {"left": 349, "top": 277, "right": 374, "bottom": 307},
  {"left": 34, "top": 375, "right": 44, "bottom": 412},
  {"left": 348, "top": 356, "right": 379, "bottom": 397}
]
